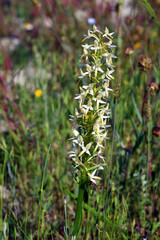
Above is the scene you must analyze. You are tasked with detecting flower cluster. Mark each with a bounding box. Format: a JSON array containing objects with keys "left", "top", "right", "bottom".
[{"left": 69, "top": 25, "right": 116, "bottom": 184}]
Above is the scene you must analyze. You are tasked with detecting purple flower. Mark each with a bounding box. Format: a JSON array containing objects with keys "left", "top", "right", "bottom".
[{"left": 87, "top": 18, "right": 96, "bottom": 25}]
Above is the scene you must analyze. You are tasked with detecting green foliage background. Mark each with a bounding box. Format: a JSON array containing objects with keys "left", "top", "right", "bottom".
[{"left": 0, "top": 0, "right": 160, "bottom": 239}]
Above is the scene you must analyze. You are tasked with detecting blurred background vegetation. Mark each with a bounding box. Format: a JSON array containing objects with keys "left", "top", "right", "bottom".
[{"left": 0, "top": 0, "right": 160, "bottom": 239}]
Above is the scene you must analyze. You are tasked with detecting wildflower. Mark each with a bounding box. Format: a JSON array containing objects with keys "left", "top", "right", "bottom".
[
  {"left": 35, "top": 89, "right": 42, "bottom": 97},
  {"left": 23, "top": 22, "right": 33, "bottom": 31},
  {"left": 78, "top": 142, "right": 92, "bottom": 157},
  {"left": 69, "top": 25, "right": 116, "bottom": 184},
  {"left": 125, "top": 47, "right": 134, "bottom": 56},
  {"left": 93, "top": 92, "right": 106, "bottom": 110},
  {"left": 138, "top": 56, "right": 152, "bottom": 72},
  {"left": 32, "top": 0, "right": 41, "bottom": 8},
  {"left": 87, "top": 18, "right": 96, "bottom": 25},
  {"left": 87, "top": 169, "right": 101, "bottom": 184},
  {"left": 103, "top": 27, "right": 114, "bottom": 39},
  {"left": 152, "top": 125, "right": 160, "bottom": 137},
  {"left": 149, "top": 83, "right": 159, "bottom": 96},
  {"left": 81, "top": 99, "right": 93, "bottom": 114},
  {"left": 69, "top": 32, "right": 116, "bottom": 233},
  {"left": 94, "top": 133, "right": 107, "bottom": 152},
  {"left": 134, "top": 42, "right": 142, "bottom": 49}
]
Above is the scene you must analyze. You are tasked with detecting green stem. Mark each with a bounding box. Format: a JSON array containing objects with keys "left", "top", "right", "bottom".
[
  {"left": 66, "top": 189, "right": 125, "bottom": 232},
  {"left": 0, "top": 147, "right": 7, "bottom": 230},
  {"left": 72, "top": 183, "right": 85, "bottom": 237},
  {"left": 64, "top": 197, "right": 68, "bottom": 240},
  {"left": 106, "top": 98, "right": 117, "bottom": 201},
  {"left": 37, "top": 189, "right": 43, "bottom": 240},
  {"left": 85, "top": 185, "right": 91, "bottom": 240}
]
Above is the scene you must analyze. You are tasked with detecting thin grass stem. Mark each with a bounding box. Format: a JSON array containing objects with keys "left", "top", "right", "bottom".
[
  {"left": 0, "top": 148, "right": 7, "bottom": 223},
  {"left": 64, "top": 197, "right": 69, "bottom": 240},
  {"left": 37, "top": 145, "right": 51, "bottom": 240},
  {"left": 1, "top": 207, "right": 29, "bottom": 240},
  {"left": 66, "top": 189, "right": 125, "bottom": 233},
  {"left": 105, "top": 98, "right": 117, "bottom": 216},
  {"left": 72, "top": 184, "right": 85, "bottom": 237}
]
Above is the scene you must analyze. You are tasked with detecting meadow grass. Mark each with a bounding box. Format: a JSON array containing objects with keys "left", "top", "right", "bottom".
[{"left": 0, "top": 0, "right": 160, "bottom": 239}]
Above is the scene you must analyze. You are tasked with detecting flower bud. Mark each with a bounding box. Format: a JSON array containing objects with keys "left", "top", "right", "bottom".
[
  {"left": 149, "top": 83, "right": 159, "bottom": 96},
  {"left": 152, "top": 125, "right": 160, "bottom": 137},
  {"left": 125, "top": 47, "right": 134, "bottom": 56}
]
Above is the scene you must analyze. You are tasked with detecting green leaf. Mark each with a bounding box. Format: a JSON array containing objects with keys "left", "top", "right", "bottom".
[
  {"left": 122, "top": 233, "right": 128, "bottom": 240},
  {"left": 141, "top": 0, "right": 160, "bottom": 27},
  {"left": 72, "top": 185, "right": 85, "bottom": 237},
  {"left": 1, "top": 209, "right": 29, "bottom": 239},
  {"left": 115, "top": 131, "right": 126, "bottom": 149},
  {"left": 66, "top": 189, "right": 125, "bottom": 233},
  {"left": 152, "top": 221, "right": 160, "bottom": 234},
  {"left": 130, "top": 116, "right": 140, "bottom": 138},
  {"left": 131, "top": 93, "right": 143, "bottom": 124}
]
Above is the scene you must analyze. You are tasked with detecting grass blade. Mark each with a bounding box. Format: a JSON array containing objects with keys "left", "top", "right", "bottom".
[
  {"left": 141, "top": 0, "right": 160, "bottom": 27},
  {"left": 131, "top": 93, "right": 143, "bottom": 124},
  {"left": 37, "top": 144, "right": 51, "bottom": 240},
  {"left": 1, "top": 208, "right": 29, "bottom": 240},
  {"left": 130, "top": 116, "right": 140, "bottom": 138}
]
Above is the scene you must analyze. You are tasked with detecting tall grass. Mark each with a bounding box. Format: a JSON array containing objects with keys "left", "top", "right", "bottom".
[{"left": 0, "top": 0, "right": 160, "bottom": 239}]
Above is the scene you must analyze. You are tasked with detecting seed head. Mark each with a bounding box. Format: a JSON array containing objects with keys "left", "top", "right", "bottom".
[
  {"left": 114, "top": 71, "right": 122, "bottom": 98},
  {"left": 138, "top": 56, "right": 152, "bottom": 72},
  {"left": 146, "top": 99, "right": 151, "bottom": 122}
]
